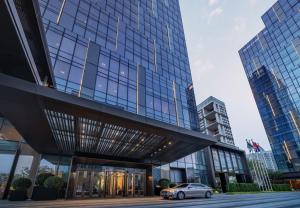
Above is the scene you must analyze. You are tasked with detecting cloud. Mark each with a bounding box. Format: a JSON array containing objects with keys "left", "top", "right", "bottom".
[
  {"left": 209, "top": 7, "right": 223, "bottom": 17},
  {"left": 190, "top": 58, "right": 215, "bottom": 74},
  {"left": 249, "top": 0, "right": 258, "bottom": 6},
  {"left": 208, "top": 0, "right": 218, "bottom": 6},
  {"left": 233, "top": 17, "right": 247, "bottom": 33}
]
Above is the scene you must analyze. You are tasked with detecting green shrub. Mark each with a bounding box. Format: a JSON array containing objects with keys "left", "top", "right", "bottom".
[
  {"left": 36, "top": 173, "right": 54, "bottom": 187},
  {"left": 228, "top": 183, "right": 259, "bottom": 192},
  {"left": 272, "top": 184, "right": 291, "bottom": 191},
  {"left": 159, "top": 178, "right": 170, "bottom": 189},
  {"left": 12, "top": 177, "right": 32, "bottom": 191},
  {"left": 44, "top": 176, "right": 64, "bottom": 191}
]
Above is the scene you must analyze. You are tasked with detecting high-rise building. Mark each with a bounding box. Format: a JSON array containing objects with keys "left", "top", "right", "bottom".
[
  {"left": 197, "top": 97, "right": 250, "bottom": 192},
  {"left": 197, "top": 96, "right": 235, "bottom": 146},
  {"left": 39, "top": 0, "right": 199, "bottom": 130},
  {"left": 0, "top": 0, "right": 217, "bottom": 199},
  {"left": 239, "top": 0, "right": 300, "bottom": 174}
]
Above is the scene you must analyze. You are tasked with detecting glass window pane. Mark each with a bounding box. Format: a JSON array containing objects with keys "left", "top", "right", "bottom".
[
  {"left": 68, "top": 66, "right": 83, "bottom": 84},
  {"left": 110, "top": 59, "right": 119, "bottom": 74},
  {"left": 107, "top": 80, "right": 118, "bottom": 96},
  {"left": 154, "top": 97, "right": 161, "bottom": 112},
  {"left": 99, "top": 54, "right": 109, "bottom": 69},
  {"left": 118, "top": 84, "right": 127, "bottom": 99},
  {"left": 74, "top": 43, "right": 87, "bottom": 59},
  {"left": 46, "top": 30, "right": 62, "bottom": 47},
  {"left": 146, "top": 95, "right": 153, "bottom": 109},
  {"left": 96, "top": 76, "right": 107, "bottom": 93},
  {"left": 128, "top": 88, "right": 136, "bottom": 103},
  {"left": 60, "top": 37, "right": 75, "bottom": 54},
  {"left": 54, "top": 60, "right": 70, "bottom": 79},
  {"left": 120, "top": 63, "right": 128, "bottom": 78}
]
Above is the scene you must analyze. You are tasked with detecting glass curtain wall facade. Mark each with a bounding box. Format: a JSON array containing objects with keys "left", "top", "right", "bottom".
[
  {"left": 38, "top": 0, "right": 198, "bottom": 130},
  {"left": 0, "top": 117, "right": 71, "bottom": 199},
  {"left": 38, "top": 0, "right": 207, "bottom": 186},
  {"left": 239, "top": 0, "right": 300, "bottom": 172}
]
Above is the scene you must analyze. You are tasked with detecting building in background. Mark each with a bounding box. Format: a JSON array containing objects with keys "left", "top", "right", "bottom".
[
  {"left": 246, "top": 140, "right": 273, "bottom": 191},
  {"left": 198, "top": 96, "right": 235, "bottom": 146},
  {"left": 197, "top": 97, "right": 251, "bottom": 192},
  {"left": 0, "top": 0, "right": 217, "bottom": 199},
  {"left": 239, "top": 0, "right": 300, "bottom": 177},
  {"left": 247, "top": 150, "right": 278, "bottom": 172}
]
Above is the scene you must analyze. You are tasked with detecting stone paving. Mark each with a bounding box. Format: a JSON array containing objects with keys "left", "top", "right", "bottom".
[{"left": 1, "top": 192, "right": 300, "bottom": 208}]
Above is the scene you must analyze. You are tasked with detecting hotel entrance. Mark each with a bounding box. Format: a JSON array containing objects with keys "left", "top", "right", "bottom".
[{"left": 71, "top": 166, "right": 146, "bottom": 198}]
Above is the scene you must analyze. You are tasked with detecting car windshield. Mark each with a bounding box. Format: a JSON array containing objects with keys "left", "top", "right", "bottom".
[{"left": 174, "top": 184, "right": 189, "bottom": 188}]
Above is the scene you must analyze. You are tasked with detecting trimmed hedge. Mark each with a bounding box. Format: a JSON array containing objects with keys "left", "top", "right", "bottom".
[
  {"left": 272, "top": 184, "right": 291, "bottom": 191},
  {"left": 228, "top": 183, "right": 260, "bottom": 192}
]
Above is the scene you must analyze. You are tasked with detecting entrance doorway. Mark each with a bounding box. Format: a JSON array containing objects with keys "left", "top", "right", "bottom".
[
  {"left": 73, "top": 167, "right": 146, "bottom": 198},
  {"left": 219, "top": 172, "right": 228, "bottom": 193}
]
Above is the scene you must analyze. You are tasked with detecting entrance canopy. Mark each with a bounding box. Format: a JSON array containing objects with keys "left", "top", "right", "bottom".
[{"left": 0, "top": 74, "right": 216, "bottom": 164}]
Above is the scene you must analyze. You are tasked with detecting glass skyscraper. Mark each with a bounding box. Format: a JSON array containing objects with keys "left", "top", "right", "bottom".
[
  {"left": 38, "top": 0, "right": 208, "bottom": 188},
  {"left": 39, "top": 0, "right": 198, "bottom": 130},
  {"left": 239, "top": 0, "right": 300, "bottom": 172}
]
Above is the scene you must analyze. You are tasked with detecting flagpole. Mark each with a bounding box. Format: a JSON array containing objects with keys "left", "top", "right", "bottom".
[
  {"left": 252, "top": 152, "right": 264, "bottom": 191},
  {"left": 255, "top": 152, "right": 268, "bottom": 191},
  {"left": 246, "top": 139, "right": 262, "bottom": 191},
  {"left": 259, "top": 152, "right": 273, "bottom": 191},
  {"left": 261, "top": 152, "right": 273, "bottom": 191}
]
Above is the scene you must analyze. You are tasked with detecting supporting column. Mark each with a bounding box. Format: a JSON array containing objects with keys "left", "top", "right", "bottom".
[
  {"left": 204, "top": 147, "right": 217, "bottom": 188},
  {"left": 65, "top": 157, "right": 75, "bottom": 199},
  {"left": 28, "top": 153, "right": 42, "bottom": 199},
  {"left": 2, "top": 144, "right": 20, "bottom": 199},
  {"left": 145, "top": 166, "right": 153, "bottom": 196}
]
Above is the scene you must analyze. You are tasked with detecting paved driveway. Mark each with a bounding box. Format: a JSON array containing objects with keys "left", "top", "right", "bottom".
[{"left": 1, "top": 192, "right": 300, "bottom": 208}]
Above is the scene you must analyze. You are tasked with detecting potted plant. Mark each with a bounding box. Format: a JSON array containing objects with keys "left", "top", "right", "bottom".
[
  {"left": 36, "top": 172, "right": 54, "bottom": 187},
  {"left": 155, "top": 178, "right": 170, "bottom": 196},
  {"left": 8, "top": 177, "right": 32, "bottom": 201},
  {"left": 43, "top": 176, "right": 64, "bottom": 200},
  {"left": 31, "top": 172, "right": 54, "bottom": 200}
]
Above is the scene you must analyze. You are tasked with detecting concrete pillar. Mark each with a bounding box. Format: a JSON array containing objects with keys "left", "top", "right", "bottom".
[
  {"left": 145, "top": 166, "right": 153, "bottom": 196},
  {"left": 204, "top": 147, "right": 217, "bottom": 188}
]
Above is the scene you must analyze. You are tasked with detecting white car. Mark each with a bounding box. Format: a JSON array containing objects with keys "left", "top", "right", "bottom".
[{"left": 160, "top": 183, "right": 213, "bottom": 200}]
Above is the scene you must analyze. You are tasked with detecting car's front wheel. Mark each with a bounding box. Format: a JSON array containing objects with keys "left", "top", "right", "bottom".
[
  {"left": 205, "top": 191, "right": 212, "bottom": 198},
  {"left": 177, "top": 191, "right": 185, "bottom": 200}
]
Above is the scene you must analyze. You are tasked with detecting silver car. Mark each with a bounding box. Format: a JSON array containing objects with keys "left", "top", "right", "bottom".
[{"left": 160, "top": 183, "right": 213, "bottom": 200}]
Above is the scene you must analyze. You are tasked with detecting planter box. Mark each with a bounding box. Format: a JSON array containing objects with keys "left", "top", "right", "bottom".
[
  {"left": 154, "top": 187, "right": 162, "bottom": 196},
  {"left": 8, "top": 190, "right": 28, "bottom": 201},
  {"left": 31, "top": 187, "right": 58, "bottom": 200}
]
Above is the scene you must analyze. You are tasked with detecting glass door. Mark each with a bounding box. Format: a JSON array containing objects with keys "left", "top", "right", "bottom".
[
  {"left": 105, "top": 171, "right": 125, "bottom": 197},
  {"left": 90, "top": 171, "right": 105, "bottom": 197},
  {"left": 133, "top": 173, "right": 145, "bottom": 196},
  {"left": 72, "top": 166, "right": 146, "bottom": 199},
  {"left": 127, "top": 173, "right": 134, "bottom": 197},
  {"left": 74, "top": 170, "right": 91, "bottom": 198},
  {"left": 115, "top": 172, "right": 125, "bottom": 197}
]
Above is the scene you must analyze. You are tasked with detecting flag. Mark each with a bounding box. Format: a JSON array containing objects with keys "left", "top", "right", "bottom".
[
  {"left": 246, "top": 139, "right": 253, "bottom": 152},
  {"left": 252, "top": 140, "right": 261, "bottom": 152}
]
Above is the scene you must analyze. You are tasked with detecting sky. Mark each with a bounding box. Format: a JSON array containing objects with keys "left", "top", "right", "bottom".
[{"left": 179, "top": 0, "right": 277, "bottom": 152}]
